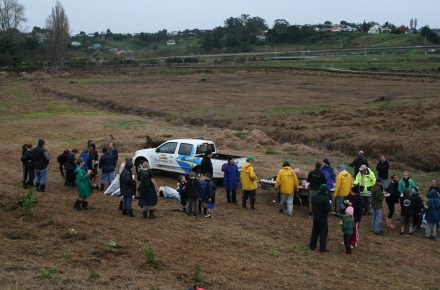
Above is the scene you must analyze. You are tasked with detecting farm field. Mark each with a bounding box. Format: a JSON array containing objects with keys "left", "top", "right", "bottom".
[{"left": 1, "top": 69, "right": 440, "bottom": 289}]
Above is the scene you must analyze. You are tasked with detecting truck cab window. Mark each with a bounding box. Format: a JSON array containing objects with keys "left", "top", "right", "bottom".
[
  {"left": 157, "top": 142, "right": 177, "bottom": 154},
  {"left": 178, "top": 143, "right": 193, "bottom": 156},
  {"left": 196, "top": 144, "right": 215, "bottom": 155}
]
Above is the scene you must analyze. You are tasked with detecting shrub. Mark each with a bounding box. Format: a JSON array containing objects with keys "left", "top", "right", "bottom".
[
  {"left": 233, "top": 132, "right": 246, "bottom": 140},
  {"left": 141, "top": 242, "right": 156, "bottom": 264},
  {"left": 265, "top": 147, "right": 280, "bottom": 155},
  {"left": 193, "top": 263, "right": 203, "bottom": 283},
  {"left": 105, "top": 240, "right": 117, "bottom": 252},
  {"left": 19, "top": 187, "right": 38, "bottom": 216}
]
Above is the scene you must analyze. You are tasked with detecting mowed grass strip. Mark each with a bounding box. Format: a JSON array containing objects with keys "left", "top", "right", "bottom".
[{"left": 0, "top": 80, "right": 109, "bottom": 121}]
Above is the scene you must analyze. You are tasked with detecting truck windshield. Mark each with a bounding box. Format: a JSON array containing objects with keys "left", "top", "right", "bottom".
[{"left": 196, "top": 143, "right": 215, "bottom": 155}]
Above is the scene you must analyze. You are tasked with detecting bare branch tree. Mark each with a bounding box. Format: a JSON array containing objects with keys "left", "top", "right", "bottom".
[
  {"left": 46, "top": 0, "right": 69, "bottom": 70},
  {"left": 0, "top": 0, "right": 27, "bottom": 32}
]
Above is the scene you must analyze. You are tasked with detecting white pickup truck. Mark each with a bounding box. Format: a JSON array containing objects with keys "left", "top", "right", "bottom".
[{"left": 132, "top": 138, "right": 247, "bottom": 180}]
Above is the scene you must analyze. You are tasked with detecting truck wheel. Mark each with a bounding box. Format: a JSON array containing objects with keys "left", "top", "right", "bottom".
[{"left": 135, "top": 158, "right": 147, "bottom": 176}]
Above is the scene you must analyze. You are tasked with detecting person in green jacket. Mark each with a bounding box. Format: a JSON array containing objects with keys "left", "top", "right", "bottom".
[
  {"left": 398, "top": 171, "right": 415, "bottom": 195},
  {"left": 335, "top": 206, "right": 354, "bottom": 255},
  {"left": 74, "top": 158, "right": 93, "bottom": 210}
]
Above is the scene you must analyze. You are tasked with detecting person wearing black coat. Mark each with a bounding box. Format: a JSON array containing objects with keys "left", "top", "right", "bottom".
[
  {"left": 98, "top": 147, "right": 116, "bottom": 191},
  {"left": 376, "top": 155, "right": 390, "bottom": 188},
  {"left": 201, "top": 150, "right": 213, "bottom": 177},
  {"left": 344, "top": 185, "right": 365, "bottom": 248},
  {"left": 349, "top": 151, "right": 369, "bottom": 178},
  {"left": 65, "top": 149, "right": 78, "bottom": 187},
  {"left": 186, "top": 171, "right": 201, "bottom": 217},
  {"left": 21, "top": 144, "right": 34, "bottom": 188},
  {"left": 120, "top": 160, "right": 136, "bottom": 217},
  {"left": 385, "top": 174, "right": 400, "bottom": 228},
  {"left": 32, "top": 138, "right": 51, "bottom": 192},
  {"left": 138, "top": 161, "right": 159, "bottom": 219}
]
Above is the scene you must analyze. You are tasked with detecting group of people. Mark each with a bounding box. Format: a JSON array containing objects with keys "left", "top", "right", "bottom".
[
  {"left": 20, "top": 140, "right": 440, "bottom": 252},
  {"left": 302, "top": 151, "right": 440, "bottom": 254}
]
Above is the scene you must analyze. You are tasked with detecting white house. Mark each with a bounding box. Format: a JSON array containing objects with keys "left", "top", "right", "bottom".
[
  {"left": 167, "top": 39, "right": 176, "bottom": 45},
  {"left": 71, "top": 41, "right": 81, "bottom": 47},
  {"left": 368, "top": 25, "right": 382, "bottom": 34}
]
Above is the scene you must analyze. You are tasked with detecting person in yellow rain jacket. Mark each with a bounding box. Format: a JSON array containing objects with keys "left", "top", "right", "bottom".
[
  {"left": 334, "top": 164, "right": 354, "bottom": 214},
  {"left": 275, "top": 161, "right": 299, "bottom": 216},
  {"left": 240, "top": 156, "right": 258, "bottom": 210}
]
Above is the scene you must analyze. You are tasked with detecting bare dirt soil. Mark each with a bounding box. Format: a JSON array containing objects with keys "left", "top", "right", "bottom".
[{"left": 1, "top": 70, "right": 440, "bottom": 290}]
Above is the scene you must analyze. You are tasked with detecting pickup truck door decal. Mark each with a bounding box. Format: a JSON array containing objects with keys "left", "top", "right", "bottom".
[{"left": 176, "top": 143, "right": 201, "bottom": 174}]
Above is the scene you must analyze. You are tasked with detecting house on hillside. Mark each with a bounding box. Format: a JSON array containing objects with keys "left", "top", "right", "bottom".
[
  {"left": 368, "top": 25, "right": 382, "bottom": 34},
  {"left": 167, "top": 39, "right": 176, "bottom": 45},
  {"left": 71, "top": 41, "right": 81, "bottom": 47},
  {"left": 93, "top": 44, "right": 101, "bottom": 49},
  {"left": 331, "top": 26, "right": 341, "bottom": 32}
]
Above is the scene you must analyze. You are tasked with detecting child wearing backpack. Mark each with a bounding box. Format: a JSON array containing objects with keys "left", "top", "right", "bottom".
[{"left": 335, "top": 206, "right": 354, "bottom": 255}]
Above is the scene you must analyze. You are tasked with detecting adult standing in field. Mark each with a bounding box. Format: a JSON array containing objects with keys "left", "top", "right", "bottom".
[
  {"left": 223, "top": 156, "right": 240, "bottom": 204},
  {"left": 385, "top": 174, "right": 400, "bottom": 228},
  {"left": 120, "top": 160, "right": 136, "bottom": 217},
  {"left": 21, "top": 144, "right": 34, "bottom": 188},
  {"left": 371, "top": 178, "right": 386, "bottom": 235},
  {"left": 73, "top": 158, "right": 93, "bottom": 210},
  {"left": 21, "top": 144, "right": 29, "bottom": 188},
  {"left": 349, "top": 151, "right": 369, "bottom": 178},
  {"left": 274, "top": 161, "right": 299, "bottom": 216},
  {"left": 426, "top": 179, "right": 440, "bottom": 197},
  {"left": 321, "top": 158, "right": 336, "bottom": 201},
  {"left": 98, "top": 147, "right": 116, "bottom": 191},
  {"left": 32, "top": 139, "right": 51, "bottom": 192},
  {"left": 334, "top": 164, "right": 353, "bottom": 214},
  {"left": 376, "top": 154, "right": 390, "bottom": 189},
  {"left": 201, "top": 150, "right": 213, "bottom": 177},
  {"left": 398, "top": 171, "right": 415, "bottom": 196},
  {"left": 109, "top": 142, "right": 119, "bottom": 169},
  {"left": 354, "top": 164, "right": 376, "bottom": 215},
  {"left": 138, "top": 162, "right": 159, "bottom": 219},
  {"left": 240, "top": 156, "right": 258, "bottom": 210},
  {"left": 308, "top": 184, "right": 334, "bottom": 252},
  {"left": 307, "top": 162, "right": 327, "bottom": 217},
  {"left": 344, "top": 185, "right": 365, "bottom": 248}
]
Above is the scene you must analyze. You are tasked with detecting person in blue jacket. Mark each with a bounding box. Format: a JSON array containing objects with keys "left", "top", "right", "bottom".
[
  {"left": 424, "top": 189, "right": 440, "bottom": 240},
  {"left": 98, "top": 147, "right": 116, "bottom": 191},
  {"left": 223, "top": 156, "right": 240, "bottom": 204},
  {"left": 321, "top": 158, "right": 336, "bottom": 200}
]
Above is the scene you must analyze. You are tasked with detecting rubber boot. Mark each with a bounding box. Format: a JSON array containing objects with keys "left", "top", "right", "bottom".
[
  {"left": 73, "top": 199, "right": 82, "bottom": 210},
  {"left": 242, "top": 202, "right": 247, "bottom": 209},
  {"left": 149, "top": 209, "right": 156, "bottom": 219},
  {"left": 40, "top": 184, "right": 45, "bottom": 192},
  {"left": 27, "top": 181, "right": 34, "bottom": 188},
  {"left": 143, "top": 210, "right": 148, "bottom": 219},
  {"left": 36, "top": 183, "right": 40, "bottom": 192},
  {"left": 82, "top": 201, "right": 89, "bottom": 210},
  {"left": 99, "top": 184, "right": 105, "bottom": 191},
  {"left": 119, "top": 200, "right": 123, "bottom": 210},
  {"left": 122, "top": 209, "right": 127, "bottom": 215},
  {"left": 128, "top": 209, "right": 134, "bottom": 217},
  {"left": 22, "top": 181, "right": 28, "bottom": 189},
  {"left": 250, "top": 203, "right": 256, "bottom": 210}
]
